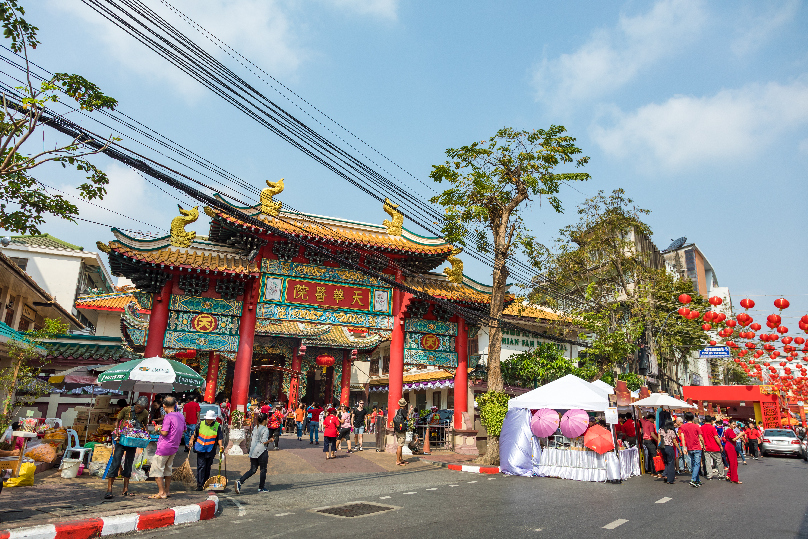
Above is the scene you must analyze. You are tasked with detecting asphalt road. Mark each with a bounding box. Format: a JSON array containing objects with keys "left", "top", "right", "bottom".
[{"left": 138, "top": 454, "right": 808, "bottom": 539}]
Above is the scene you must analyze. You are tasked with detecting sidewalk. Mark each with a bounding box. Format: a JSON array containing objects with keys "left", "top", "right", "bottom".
[{"left": 0, "top": 450, "right": 211, "bottom": 531}]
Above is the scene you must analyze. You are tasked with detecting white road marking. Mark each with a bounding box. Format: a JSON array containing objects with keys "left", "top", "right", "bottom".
[
  {"left": 275, "top": 513, "right": 294, "bottom": 517},
  {"left": 534, "top": 529, "right": 543, "bottom": 532},
  {"left": 487, "top": 477, "right": 495, "bottom": 480},
  {"left": 467, "top": 480, "right": 477, "bottom": 483},
  {"left": 603, "top": 519, "right": 628, "bottom": 530},
  {"left": 225, "top": 496, "right": 246, "bottom": 517},
  {"left": 380, "top": 496, "right": 391, "bottom": 499},
  {"left": 425, "top": 488, "right": 437, "bottom": 491},
  {"left": 449, "top": 484, "right": 459, "bottom": 487},
  {"left": 655, "top": 497, "right": 672, "bottom": 504},
  {"left": 403, "top": 492, "right": 417, "bottom": 495}
]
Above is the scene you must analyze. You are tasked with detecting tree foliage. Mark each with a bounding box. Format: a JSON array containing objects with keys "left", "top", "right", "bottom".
[
  {"left": 430, "top": 126, "right": 588, "bottom": 465},
  {"left": 0, "top": 318, "right": 68, "bottom": 433},
  {"left": 0, "top": 0, "right": 117, "bottom": 234},
  {"left": 537, "top": 189, "right": 710, "bottom": 389}
]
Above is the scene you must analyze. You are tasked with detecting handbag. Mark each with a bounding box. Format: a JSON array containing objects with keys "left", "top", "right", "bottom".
[{"left": 653, "top": 452, "right": 665, "bottom": 472}]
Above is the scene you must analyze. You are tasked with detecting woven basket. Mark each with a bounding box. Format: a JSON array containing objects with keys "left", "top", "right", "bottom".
[{"left": 203, "top": 475, "right": 227, "bottom": 491}]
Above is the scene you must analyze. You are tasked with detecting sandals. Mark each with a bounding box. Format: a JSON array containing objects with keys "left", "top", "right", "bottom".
[
  {"left": 121, "top": 490, "right": 135, "bottom": 497},
  {"left": 104, "top": 492, "right": 114, "bottom": 499}
]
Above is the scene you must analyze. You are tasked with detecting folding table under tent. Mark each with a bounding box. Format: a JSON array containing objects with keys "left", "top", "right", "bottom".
[{"left": 500, "top": 375, "right": 640, "bottom": 482}]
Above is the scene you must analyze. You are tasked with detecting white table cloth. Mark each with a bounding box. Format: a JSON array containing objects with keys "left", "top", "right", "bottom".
[{"left": 536, "top": 447, "right": 640, "bottom": 482}]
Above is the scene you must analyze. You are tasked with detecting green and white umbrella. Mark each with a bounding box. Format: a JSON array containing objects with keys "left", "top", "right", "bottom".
[{"left": 97, "top": 356, "right": 206, "bottom": 393}]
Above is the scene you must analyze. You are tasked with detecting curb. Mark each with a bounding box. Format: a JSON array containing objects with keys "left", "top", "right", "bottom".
[
  {"left": 420, "top": 459, "right": 500, "bottom": 475},
  {"left": 0, "top": 493, "right": 219, "bottom": 539}
]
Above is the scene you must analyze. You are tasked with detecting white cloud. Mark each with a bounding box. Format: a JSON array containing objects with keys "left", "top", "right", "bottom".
[
  {"left": 590, "top": 77, "right": 808, "bottom": 170},
  {"left": 321, "top": 0, "right": 399, "bottom": 20},
  {"left": 731, "top": 0, "right": 800, "bottom": 57},
  {"left": 47, "top": 0, "right": 305, "bottom": 100},
  {"left": 532, "top": 0, "right": 705, "bottom": 110}
]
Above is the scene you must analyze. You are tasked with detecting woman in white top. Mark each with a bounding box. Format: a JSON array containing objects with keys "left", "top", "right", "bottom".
[{"left": 236, "top": 413, "right": 269, "bottom": 494}]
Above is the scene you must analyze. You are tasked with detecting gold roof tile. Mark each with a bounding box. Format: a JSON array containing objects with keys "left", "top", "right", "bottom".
[
  {"left": 75, "top": 292, "right": 146, "bottom": 312},
  {"left": 108, "top": 242, "right": 259, "bottom": 275}
]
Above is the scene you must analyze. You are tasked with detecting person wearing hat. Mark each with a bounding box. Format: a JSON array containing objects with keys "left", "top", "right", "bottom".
[
  {"left": 188, "top": 409, "right": 223, "bottom": 490},
  {"left": 392, "top": 398, "right": 409, "bottom": 466},
  {"left": 104, "top": 396, "right": 149, "bottom": 499}
]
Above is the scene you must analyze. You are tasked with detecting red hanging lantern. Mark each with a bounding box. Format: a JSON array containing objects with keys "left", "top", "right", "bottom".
[
  {"left": 778, "top": 326, "right": 789, "bottom": 334},
  {"left": 795, "top": 337, "right": 806, "bottom": 345},
  {"left": 774, "top": 298, "right": 790, "bottom": 310},
  {"left": 709, "top": 340, "right": 717, "bottom": 346},
  {"left": 702, "top": 323, "right": 712, "bottom": 331},
  {"left": 801, "top": 315, "right": 808, "bottom": 325},
  {"left": 709, "top": 296, "right": 723, "bottom": 306},
  {"left": 688, "top": 310, "right": 700, "bottom": 320},
  {"left": 678, "top": 294, "right": 692, "bottom": 304},
  {"left": 745, "top": 342, "right": 756, "bottom": 349},
  {"left": 740, "top": 298, "right": 755, "bottom": 310},
  {"left": 750, "top": 323, "right": 761, "bottom": 331},
  {"left": 726, "top": 319, "right": 737, "bottom": 328},
  {"left": 315, "top": 353, "right": 335, "bottom": 373},
  {"left": 768, "top": 314, "right": 782, "bottom": 326},
  {"left": 678, "top": 307, "right": 690, "bottom": 317},
  {"left": 782, "top": 336, "right": 793, "bottom": 345}
]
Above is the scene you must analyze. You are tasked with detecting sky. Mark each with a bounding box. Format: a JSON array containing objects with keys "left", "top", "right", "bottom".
[{"left": 2, "top": 0, "right": 807, "bottom": 325}]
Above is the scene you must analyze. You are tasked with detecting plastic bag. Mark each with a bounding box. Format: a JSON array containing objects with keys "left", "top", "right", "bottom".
[
  {"left": 88, "top": 461, "right": 106, "bottom": 477},
  {"left": 3, "top": 463, "right": 36, "bottom": 487},
  {"left": 129, "top": 467, "right": 147, "bottom": 482}
]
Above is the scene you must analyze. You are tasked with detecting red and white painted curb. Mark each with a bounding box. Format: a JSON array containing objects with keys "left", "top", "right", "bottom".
[
  {"left": 0, "top": 493, "right": 219, "bottom": 539},
  {"left": 422, "top": 459, "right": 500, "bottom": 475}
]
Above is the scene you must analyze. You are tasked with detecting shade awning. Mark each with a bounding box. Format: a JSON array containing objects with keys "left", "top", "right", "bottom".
[{"left": 507, "top": 374, "right": 610, "bottom": 412}]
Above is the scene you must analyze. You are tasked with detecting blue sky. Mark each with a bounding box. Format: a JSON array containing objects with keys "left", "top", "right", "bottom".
[{"left": 5, "top": 0, "right": 808, "bottom": 324}]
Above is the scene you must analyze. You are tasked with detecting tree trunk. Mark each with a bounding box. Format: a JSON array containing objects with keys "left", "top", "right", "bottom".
[{"left": 476, "top": 225, "right": 510, "bottom": 466}]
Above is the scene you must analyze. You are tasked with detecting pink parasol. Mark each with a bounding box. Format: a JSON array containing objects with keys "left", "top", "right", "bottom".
[
  {"left": 560, "top": 409, "right": 589, "bottom": 438},
  {"left": 530, "top": 408, "right": 560, "bottom": 438}
]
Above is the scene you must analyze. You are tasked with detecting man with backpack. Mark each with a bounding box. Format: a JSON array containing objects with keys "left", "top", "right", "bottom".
[{"left": 392, "top": 398, "right": 409, "bottom": 466}]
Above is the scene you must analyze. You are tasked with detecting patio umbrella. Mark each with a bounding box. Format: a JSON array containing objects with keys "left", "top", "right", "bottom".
[
  {"left": 631, "top": 393, "right": 696, "bottom": 409},
  {"left": 97, "top": 356, "right": 205, "bottom": 393},
  {"left": 530, "top": 408, "right": 560, "bottom": 438},
  {"left": 560, "top": 409, "right": 589, "bottom": 438},
  {"left": 584, "top": 424, "right": 615, "bottom": 454}
]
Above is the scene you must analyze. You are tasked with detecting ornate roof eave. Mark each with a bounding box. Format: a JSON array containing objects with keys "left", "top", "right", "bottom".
[
  {"left": 301, "top": 326, "right": 391, "bottom": 350},
  {"left": 255, "top": 320, "right": 332, "bottom": 338}
]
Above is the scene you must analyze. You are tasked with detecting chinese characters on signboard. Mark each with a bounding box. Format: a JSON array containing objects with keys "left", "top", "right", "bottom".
[
  {"left": 761, "top": 401, "right": 780, "bottom": 429},
  {"left": 283, "top": 279, "right": 371, "bottom": 311}
]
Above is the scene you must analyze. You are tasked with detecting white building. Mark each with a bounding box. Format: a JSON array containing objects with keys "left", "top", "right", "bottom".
[{"left": 3, "top": 234, "right": 115, "bottom": 329}]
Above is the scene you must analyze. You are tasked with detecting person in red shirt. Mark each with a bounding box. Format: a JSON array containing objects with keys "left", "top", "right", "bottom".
[
  {"left": 182, "top": 396, "right": 201, "bottom": 451},
  {"left": 701, "top": 416, "right": 725, "bottom": 479},
  {"left": 322, "top": 408, "right": 340, "bottom": 459},
  {"left": 640, "top": 413, "right": 659, "bottom": 476},
  {"left": 745, "top": 421, "right": 761, "bottom": 459},
  {"left": 266, "top": 404, "right": 285, "bottom": 450},
  {"left": 623, "top": 415, "right": 637, "bottom": 445},
  {"left": 679, "top": 412, "right": 705, "bottom": 487}
]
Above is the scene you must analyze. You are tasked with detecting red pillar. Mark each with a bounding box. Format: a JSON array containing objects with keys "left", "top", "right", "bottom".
[
  {"left": 387, "top": 284, "right": 406, "bottom": 427},
  {"left": 204, "top": 351, "right": 220, "bottom": 403},
  {"left": 454, "top": 317, "right": 468, "bottom": 430},
  {"left": 144, "top": 277, "right": 174, "bottom": 358},
  {"left": 288, "top": 346, "right": 301, "bottom": 407},
  {"left": 232, "top": 278, "right": 258, "bottom": 413},
  {"left": 340, "top": 349, "right": 351, "bottom": 406}
]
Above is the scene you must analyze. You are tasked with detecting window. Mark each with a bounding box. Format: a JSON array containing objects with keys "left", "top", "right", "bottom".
[
  {"left": 9, "top": 257, "right": 27, "bottom": 271},
  {"left": 18, "top": 318, "right": 30, "bottom": 331},
  {"left": 369, "top": 358, "right": 379, "bottom": 377},
  {"left": 447, "top": 393, "right": 454, "bottom": 409},
  {"left": 4, "top": 309, "right": 13, "bottom": 326},
  {"left": 432, "top": 391, "right": 442, "bottom": 408},
  {"left": 382, "top": 356, "right": 390, "bottom": 376},
  {"left": 468, "top": 338, "right": 478, "bottom": 356}
]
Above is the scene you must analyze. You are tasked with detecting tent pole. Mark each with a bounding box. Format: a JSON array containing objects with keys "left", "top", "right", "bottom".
[{"left": 634, "top": 405, "right": 644, "bottom": 475}]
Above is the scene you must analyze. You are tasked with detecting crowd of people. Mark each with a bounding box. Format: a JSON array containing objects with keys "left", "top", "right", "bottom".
[{"left": 615, "top": 410, "right": 791, "bottom": 488}]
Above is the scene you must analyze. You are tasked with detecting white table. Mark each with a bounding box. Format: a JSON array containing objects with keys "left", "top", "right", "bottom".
[{"left": 536, "top": 446, "right": 640, "bottom": 482}]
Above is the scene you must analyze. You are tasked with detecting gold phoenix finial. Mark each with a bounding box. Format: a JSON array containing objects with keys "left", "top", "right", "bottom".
[
  {"left": 382, "top": 198, "right": 403, "bottom": 236},
  {"left": 170, "top": 205, "right": 199, "bottom": 248},
  {"left": 261, "top": 178, "right": 285, "bottom": 216},
  {"left": 443, "top": 247, "right": 463, "bottom": 284}
]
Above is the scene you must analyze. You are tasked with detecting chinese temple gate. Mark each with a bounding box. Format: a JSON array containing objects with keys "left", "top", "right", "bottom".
[{"left": 96, "top": 180, "right": 502, "bottom": 431}]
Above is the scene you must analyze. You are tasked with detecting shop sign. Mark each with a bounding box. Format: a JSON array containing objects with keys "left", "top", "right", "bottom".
[
  {"left": 759, "top": 385, "right": 778, "bottom": 395},
  {"left": 761, "top": 401, "right": 780, "bottom": 429},
  {"left": 605, "top": 407, "right": 619, "bottom": 425},
  {"left": 22, "top": 304, "right": 36, "bottom": 320},
  {"left": 699, "top": 346, "right": 730, "bottom": 358},
  {"left": 284, "top": 278, "right": 372, "bottom": 312}
]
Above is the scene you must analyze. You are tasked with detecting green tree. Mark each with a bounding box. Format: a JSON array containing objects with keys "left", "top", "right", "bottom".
[
  {"left": 502, "top": 343, "right": 576, "bottom": 388},
  {"left": 0, "top": 1, "right": 118, "bottom": 234},
  {"left": 0, "top": 318, "right": 67, "bottom": 433},
  {"left": 430, "top": 126, "right": 589, "bottom": 464}
]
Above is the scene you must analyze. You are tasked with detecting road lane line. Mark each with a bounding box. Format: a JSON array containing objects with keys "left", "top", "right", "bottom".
[
  {"left": 449, "top": 485, "right": 459, "bottom": 487},
  {"left": 225, "top": 496, "right": 246, "bottom": 517},
  {"left": 380, "top": 496, "right": 391, "bottom": 499},
  {"left": 655, "top": 497, "right": 672, "bottom": 504},
  {"left": 603, "top": 519, "right": 628, "bottom": 530},
  {"left": 275, "top": 513, "right": 294, "bottom": 517},
  {"left": 467, "top": 480, "right": 477, "bottom": 483},
  {"left": 403, "top": 492, "right": 417, "bottom": 495},
  {"left": 425, "top": 488, "right": 437, "bottom": 491}
]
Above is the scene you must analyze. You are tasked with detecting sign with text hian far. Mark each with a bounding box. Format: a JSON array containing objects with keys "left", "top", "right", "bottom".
[{"left": 699, "top": 346, "right": 730, "bottom": 358}]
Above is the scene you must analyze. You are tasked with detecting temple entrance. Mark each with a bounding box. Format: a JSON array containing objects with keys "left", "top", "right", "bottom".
[{"left": 250, "top": 353, "right": 288, "bottom": 403}]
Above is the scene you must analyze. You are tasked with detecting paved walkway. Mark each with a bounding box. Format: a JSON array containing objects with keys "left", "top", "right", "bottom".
[{"left": 0, "top": 432, "right": 463, "bottom": 530}]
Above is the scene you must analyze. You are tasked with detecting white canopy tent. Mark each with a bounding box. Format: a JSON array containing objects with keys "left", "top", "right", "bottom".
[
  {"left": 507, "top": 374, "right": 610, "bottom": 412},
  {"left": 631, "top": 393, "right": 696, "bottom": 409},
  {"left": 590, "top": 379, "right": 614, "bottom": 396}
]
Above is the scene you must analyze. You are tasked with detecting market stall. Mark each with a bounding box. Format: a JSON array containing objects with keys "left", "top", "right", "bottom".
[{"left": 500, "top": 375, "right": 640, "bottom": 482}]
